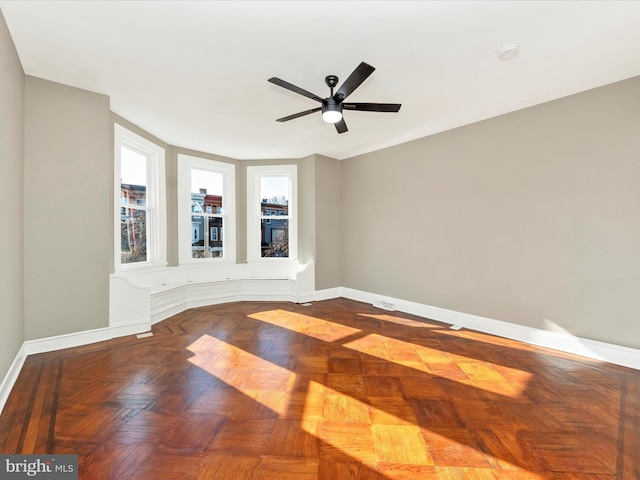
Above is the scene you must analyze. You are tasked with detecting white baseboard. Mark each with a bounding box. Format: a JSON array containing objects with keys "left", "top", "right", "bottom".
[
  {"left": 315, "top": 287, "right": 640, "bottom": 371},
  {"left": 109, "top": 319, "right": 151, "bottom": 339},
  {"left": 24, "top": 327, "right": 112, "bottom": 356},
  {"left": 23, "top": 318, "right": 155, "bottom": 357},
  {"left": 0, "top": 344, "right": 27, "bottom": 416},
  {"left": 314, "top": 287, "right": 342, "bottom": 302}
]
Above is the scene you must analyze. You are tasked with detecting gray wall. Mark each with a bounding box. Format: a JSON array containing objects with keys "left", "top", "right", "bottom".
[
  {"left": 342, "top": 76, "right": 640, "bottom": 349},
  {"left": 315, "top": 154, "right": 342, "bottom": 290},
  {"left": 0, "top": 10, "right": 25, "bottom": 379},
  {"left": 298, "top": 155, "right": 316, "bottom": 266},
  {"left": 24, "top": 77, "right": 111, "bottom": 340}
]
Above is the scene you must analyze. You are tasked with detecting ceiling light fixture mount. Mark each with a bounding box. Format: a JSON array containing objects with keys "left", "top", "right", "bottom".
[{"left": 498, "top": 44, "right": 520, "bottom": 61}]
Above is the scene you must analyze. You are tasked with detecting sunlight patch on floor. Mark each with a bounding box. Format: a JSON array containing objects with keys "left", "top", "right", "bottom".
[
  {"left": 248, "top": 309, "right": 362, "bottom": 342},
  {"left": 187, "top": 334, "right": 292, "bottom": 416},
  {"left": 304, "top": 381, "right": 435, "bottom": 467},
  {"left": 343, "top": 333, "right": 531, "bottom": 399}
]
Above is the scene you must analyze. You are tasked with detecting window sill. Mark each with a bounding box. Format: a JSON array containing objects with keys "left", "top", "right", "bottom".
[{"left": 114, "top": 262, "right": 168, "bottom": 276}]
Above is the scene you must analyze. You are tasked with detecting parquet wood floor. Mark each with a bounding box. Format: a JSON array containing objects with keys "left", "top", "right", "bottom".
[{"left": 0, "top": 298, "right": 638, "bottom": 479}]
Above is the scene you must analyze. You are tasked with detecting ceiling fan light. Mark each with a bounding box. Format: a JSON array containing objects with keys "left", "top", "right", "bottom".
[
  {"left": 322, "top": 99, "right": 343, "bottom": 124},
  {"left": 322, "top": 109, "right": 342, "bottom": 124}
]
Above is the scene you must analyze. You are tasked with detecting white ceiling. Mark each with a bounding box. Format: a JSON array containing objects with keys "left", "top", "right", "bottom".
[{"left": 2, "top": 1, "right": 640, "bottom": 160}]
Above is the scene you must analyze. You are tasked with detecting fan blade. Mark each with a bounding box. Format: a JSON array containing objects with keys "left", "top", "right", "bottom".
[
  {"left": 343, "top": 103, "right": 401, "bottom": 112},
  {"left": 333, "top": 62, "right": 375, "bottom": 102},
  {"left": 276, "top": 107, "right": 322, "bottom": 122},
  {"left": 268, "top": 77, "right": 324, "bottom": 103},
  {"left": 334, "top": 118, "right": 348, "bottom": 134}
]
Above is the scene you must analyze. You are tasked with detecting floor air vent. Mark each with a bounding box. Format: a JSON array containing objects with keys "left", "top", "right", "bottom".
[{"left": 373, "top": 300, "right": 397, "bottom": 311}]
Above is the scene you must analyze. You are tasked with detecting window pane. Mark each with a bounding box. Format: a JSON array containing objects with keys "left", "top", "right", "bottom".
[
  {"left": 208, "top": 217, "right": 223, "bottom": 258},
  {"left": 260, "top": 176, "right": 288, "bottom": 215},
  {"left": 191, "top": 215, "right": 224, "bottom": 259},
  {"left": 261, "top": 219, "right": 288, "bottom": 258},
  {"left": 120, "top": 207, "right": 147, "bottom": 264},
  {"left": 120, "top": 146, "right": 147, "bottom": 206},
  {"left": 192, "top": 169, "right": 223, "bottom": 213},
  {"left": 191, "top": 215, "right": 204, "bottom": 257}
]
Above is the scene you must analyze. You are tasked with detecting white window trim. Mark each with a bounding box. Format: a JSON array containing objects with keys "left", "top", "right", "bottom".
[
  {"left": 246, "top": 164, "right": 298, "bottom": 262},
  {"left": 178, "top": 154, "right": 236, "bottom": 264},
  {"left": 114, "top": 124, "right": 167, "bottom": 272}
]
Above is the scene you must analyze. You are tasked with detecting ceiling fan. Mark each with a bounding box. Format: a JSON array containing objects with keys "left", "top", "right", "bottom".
[{"left": 268, "top": 62, "right": 401, "bottom": 134}]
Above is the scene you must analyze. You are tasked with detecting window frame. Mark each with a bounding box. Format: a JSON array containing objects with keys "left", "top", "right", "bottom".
[
  {"left": 178, "top": 154, "right": 236, "bottom": 264},
  {"left": 246, "top": 164, "right": 298, "bottom": 262},
  {"left": 113, "top": 124, "right": 167, "bottom": 272}
]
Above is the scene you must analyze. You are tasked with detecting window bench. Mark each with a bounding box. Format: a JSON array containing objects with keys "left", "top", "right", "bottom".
[{"left": 109, "top": 262, "right": 314, "bottom": 337}]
